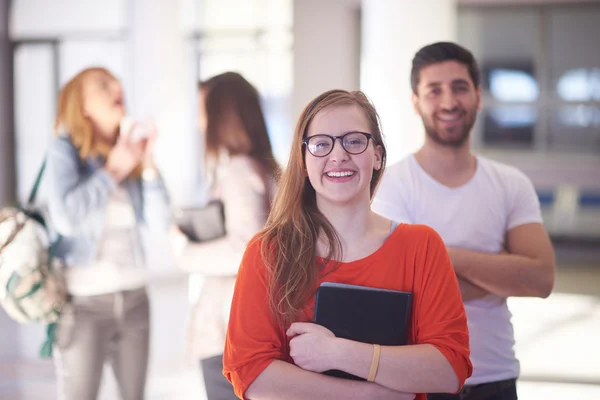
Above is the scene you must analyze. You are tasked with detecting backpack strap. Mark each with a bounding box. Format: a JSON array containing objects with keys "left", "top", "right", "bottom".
[
  {"left": 23, "top": 150, "right": 63, "bottom": 250},
  {"left": 39, "top": 323, "right": 57, "bottom": 358},
  {"left": 27, "top": 134, "right": 79, "bottom": 207},
  {"left": 27, "top": 159, "right": 47, "bottom": 206}
]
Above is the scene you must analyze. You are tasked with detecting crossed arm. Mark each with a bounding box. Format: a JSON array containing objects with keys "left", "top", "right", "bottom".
[
  {"left": 226, "top": 227, "right": 471, "bottom": 399},
  {"left": 449, "top": 223, "right": 555, "bottom": 299},
  {"left": 245, "top": 323, "right": 459, "bottom": 399},
  {"left": 247, "top": 359, "right": 415, "bottom": 400}
]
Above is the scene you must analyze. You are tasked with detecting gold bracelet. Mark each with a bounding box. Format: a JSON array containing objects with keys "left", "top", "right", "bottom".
[{"left": 367, "top": 344, "right": 381, "bottom": 382}]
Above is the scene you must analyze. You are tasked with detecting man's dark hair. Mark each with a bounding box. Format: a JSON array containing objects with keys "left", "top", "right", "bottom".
[{"left": 411, "top": 42, "right": 480, "bottom": 94}]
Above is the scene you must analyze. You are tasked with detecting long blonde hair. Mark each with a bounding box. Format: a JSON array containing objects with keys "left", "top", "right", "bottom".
[
  {"left": 54, "top": 67, "right": 141, "bottom": 176},
  {"left": 260, "top": 90, "right": 387, "bottom": 326},
  {"left": 55, "top": 68, "right": 113, "bottom": 157}
]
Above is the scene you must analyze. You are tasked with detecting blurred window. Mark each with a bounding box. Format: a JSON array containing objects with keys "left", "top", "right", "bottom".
[
  {"left": 458, "top": 4, "right": 600, "bottom": 152},
  {"left": 489, "top": 69, "right": 539, "bottom": 103},
  {"left": 12, "top": 39, "right": 128, "bottom": 203},
  {"left": 192, "top": 0, "right": 293, "bottom": 165}
]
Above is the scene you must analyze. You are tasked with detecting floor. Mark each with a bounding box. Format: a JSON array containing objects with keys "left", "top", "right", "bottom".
[{"left": 1, "top": 245, "right": 598, "bottom": 400}]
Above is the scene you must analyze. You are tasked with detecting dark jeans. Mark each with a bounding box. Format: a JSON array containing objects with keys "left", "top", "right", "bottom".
[
  {"left": 427, "top": 379, "right": 517, "bottom": 400},
  {"left": 200, "top": 354, "right": 238, "bottom": 400}
]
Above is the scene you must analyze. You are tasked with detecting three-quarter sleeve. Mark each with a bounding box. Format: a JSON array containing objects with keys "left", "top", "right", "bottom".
[
  {"left": 223, "top": 238, "right": 286, "bottom": 399},
  {"left": 412, "top": 225, "right": 473, "bottom": 390}
]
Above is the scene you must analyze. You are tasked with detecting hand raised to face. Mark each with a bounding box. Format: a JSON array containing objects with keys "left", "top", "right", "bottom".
[{"left": 105, "top": 127, "right": 149, "bottom": 182}]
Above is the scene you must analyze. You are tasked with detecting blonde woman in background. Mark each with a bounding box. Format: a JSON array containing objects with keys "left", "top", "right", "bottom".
[
  {"left": 170, "top": 72, "right": 279, "bottom": 400},
  {"left": 46, "top": 67, "right": 171, "bottom": 400}
]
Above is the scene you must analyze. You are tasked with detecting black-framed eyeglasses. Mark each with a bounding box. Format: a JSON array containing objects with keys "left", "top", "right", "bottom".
[{"left": 302, "top": 131, "right": 373, "bottom": 157}]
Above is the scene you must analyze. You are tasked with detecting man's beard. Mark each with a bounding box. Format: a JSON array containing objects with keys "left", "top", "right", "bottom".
[{"left": 422, "top": 109, "right": 476, "bottom": 148}]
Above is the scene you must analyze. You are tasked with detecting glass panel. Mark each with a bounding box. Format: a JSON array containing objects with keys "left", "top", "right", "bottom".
[
  {"left": 11, "top": 0, "right": 127, "bottom": 38},
  {"left": 197, "top": 30, "right": 293, "bottom": 164},
  {"left": 59, "top": 40, "right": 128, "bottom": 88},
  {"left": 549, "top": 7, "right": 600, "bottom": 98},
  {"left": 198, "top": 0, "right": 292, "bottom": 31},
  {"left": 195, "top": 0, "right": 293, "bottom": 163},
  {"left": 549, "top": 105, "right": 600, "bottom": 150},
  {"left": 13, "top": 44, "right": 56, "bottom": 203},
  {"left": 482, "top": 105, "right": 537, "bottom": 147},
  {"left": 556, "top": 68, "right": 600, "bottom": 102},
  {"left": 458, "top": 8, "right": 538, "bottom": 68},
  {"left": 458, "top": 7, "right": 539, "bottom": 149},
  {"left": 487, "top": 67, "right": 539, "bottom": 102}
]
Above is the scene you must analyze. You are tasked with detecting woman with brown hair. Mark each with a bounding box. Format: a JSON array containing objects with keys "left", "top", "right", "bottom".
[
  {"left": 45, "top": 67, "right": 171, "bottom": 400},
  {"left": 170, "top": 72, "right": 279, "bottom": 400},
  {"left": 223, "top": 89, "right": 472, "bottom": 400}
]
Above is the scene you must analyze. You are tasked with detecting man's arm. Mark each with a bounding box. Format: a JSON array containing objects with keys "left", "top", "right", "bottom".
[
  {"left": 457, "top": 277, "right": 490, "bottom": 302},
  {"left": 246, "top": 360, "right": 414, "bottom": 400},
  {"left": 448, "top": 223, "right": 555, "bottom": 298}
]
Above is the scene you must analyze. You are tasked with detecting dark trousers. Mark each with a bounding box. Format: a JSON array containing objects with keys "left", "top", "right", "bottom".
[
  {"left": 428, "top": 379, "right": 517, "bottom": 400},
  {"left": 200, "top": 354, "right": 238, "bottom": 400}
]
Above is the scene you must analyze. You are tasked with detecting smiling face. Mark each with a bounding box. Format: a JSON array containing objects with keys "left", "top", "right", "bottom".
[
  {"left": 412, "top": 60, "right": 481, "bottom": 148},
  {"left": 304, "top": 104, "right": 383, "bottom": 208},
  {"left": 81, "top": 70, "right": 125, "bottom": 143}
]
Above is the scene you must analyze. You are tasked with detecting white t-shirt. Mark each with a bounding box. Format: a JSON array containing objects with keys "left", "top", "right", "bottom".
[
  {"left": 373, "top": 154, "right": 543, "bottom": 385},
  {"left": 66, "top": 187, "right": 147, "bottom": 296}
]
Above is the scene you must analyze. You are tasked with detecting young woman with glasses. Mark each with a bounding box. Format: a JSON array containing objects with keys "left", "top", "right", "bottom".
[{"left": 222, "top": 89, "right": 472, "bottom": 400}]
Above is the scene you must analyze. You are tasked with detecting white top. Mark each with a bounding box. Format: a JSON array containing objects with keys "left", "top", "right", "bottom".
[
  {"left": 65, "top": 187, "right": 146, "bottom": 296},
  {"left": 373, "top": 154, "right": 543, "bottom": 385},
  {"left": 172, "top": 155, "right": 276, "bottom": 359}
]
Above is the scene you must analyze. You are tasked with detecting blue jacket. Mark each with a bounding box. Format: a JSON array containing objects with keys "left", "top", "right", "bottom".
[{"left": 45, "top": 134, "right": 171, "bottom": 268}]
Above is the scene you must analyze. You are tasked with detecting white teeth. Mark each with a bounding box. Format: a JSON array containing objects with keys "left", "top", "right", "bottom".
[
  {"left": 326, "top": 171, "right": 354, "bottom": 177},
  {"left": 439, "top": 114, "right": 460, "bottom": 121}
]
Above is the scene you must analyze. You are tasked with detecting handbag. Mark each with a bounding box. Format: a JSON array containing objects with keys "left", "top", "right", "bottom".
[
  {"left": 174, "top": 200, "right": 226, "bottom": 242},
  {"left": 174, "top": 160, "right": 274, "bottom": 243}
]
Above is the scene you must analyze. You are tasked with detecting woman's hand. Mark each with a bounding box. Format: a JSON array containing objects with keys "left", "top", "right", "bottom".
[
  {"left": 286, "top": 322, "right": 338, "bottom": 373},
  {"left": 169, "top": 225, "right": 189, "bottom": 256},
  {"left": 105, "top": 128, "right": 147, "bottom": 182},
  {"left": 457, "top": 277, "right": 489, "bottom": 302},
  {"left": 140, "top": 121, "right": 158, "bottom": 169}
]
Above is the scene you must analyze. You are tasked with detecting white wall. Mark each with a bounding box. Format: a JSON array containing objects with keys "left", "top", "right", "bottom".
[
  {"left": 361, "top": 0, "right": 457, "bottom": 164},
  {"left": 13, "top": 44, "right": 56, "bottom": 204},
  {"left": 10, "top": 0, "right": 127, "bottom": 38},
  {"left": 458, "top": 5, "right": 600, "bottom": 189},
  {"left": 128, "top": 0, "right": 198, "bottom": 207},
  {"left": 292, "top": 0, "right": 361, "bottom": 120}
]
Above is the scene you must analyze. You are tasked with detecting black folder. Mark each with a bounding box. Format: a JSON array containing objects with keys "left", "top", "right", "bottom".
[
  {"left": 174, "top": 200, "right": 226, "bottom": 242},
  {"left": 313, "top": 282, "right": 413, "bottom": 380}
]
